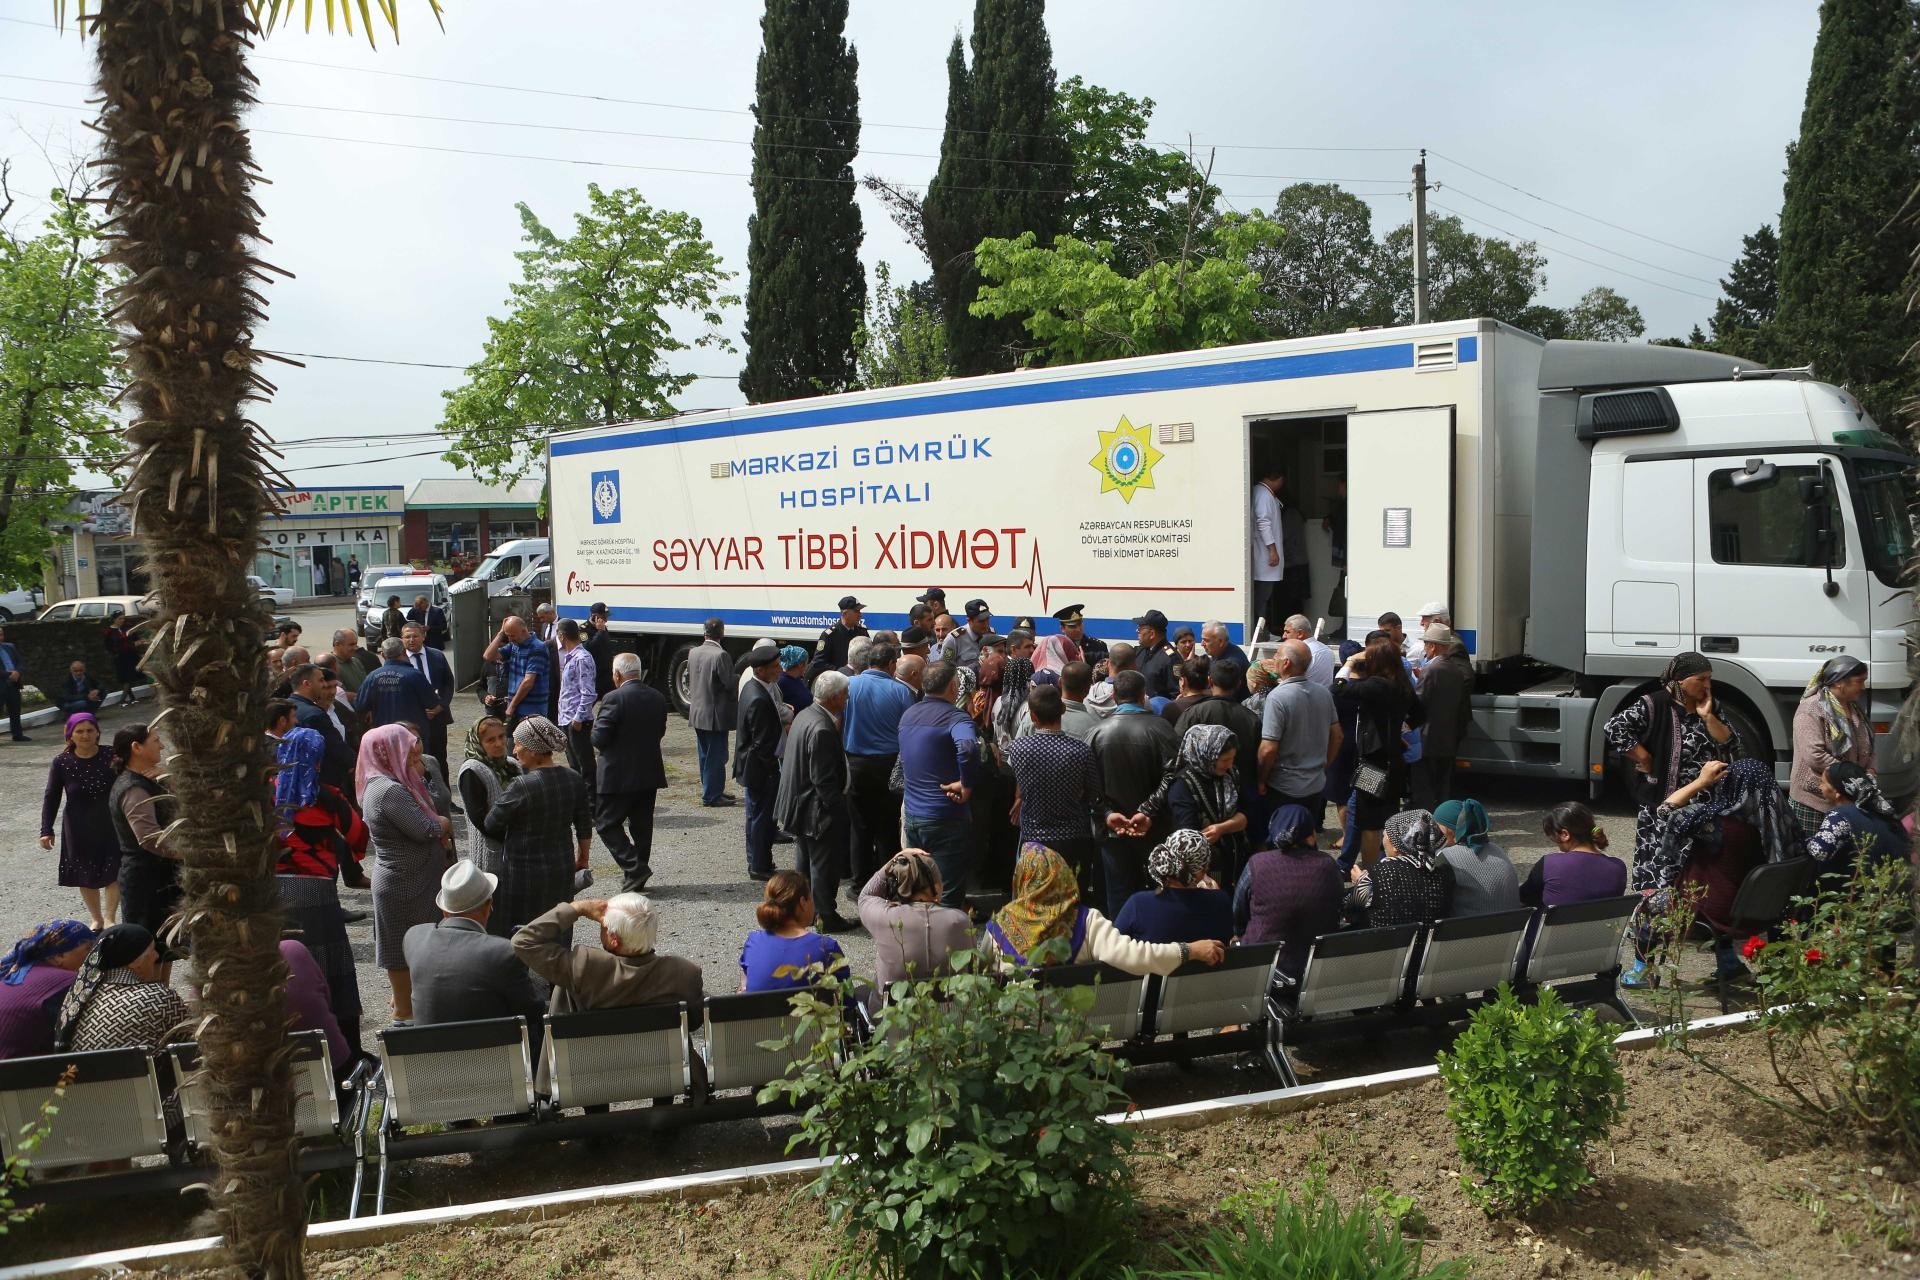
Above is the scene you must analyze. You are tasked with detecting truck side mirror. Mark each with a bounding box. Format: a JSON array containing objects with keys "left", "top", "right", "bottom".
[{"left": 1731, "top": 458, "right": 1778, "bottom": 489}]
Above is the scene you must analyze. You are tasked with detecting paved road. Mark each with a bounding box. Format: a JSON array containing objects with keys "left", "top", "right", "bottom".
[{"left": 0, "top": 597, "right": 1649, "bottom": 1034}]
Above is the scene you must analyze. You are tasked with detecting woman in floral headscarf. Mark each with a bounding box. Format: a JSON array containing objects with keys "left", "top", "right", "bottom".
[
  {"left": 982, "top": 842, "right": 1222, "bottom": 974},
  {"left": 1789, "top": 654, "right": 1873, "bottom": 840},
  {"left": 275, "top": 726, "right": 366, "bottom": 1046},
  {"left": 0, "top": 919, "right": 96, "bottom": 1060},
  {"left": 1807, "top": 761, "right": 1912, "bottom": 891},
  {"left": 1139, "top": 724, "right": 1251, "bottom": 885},
  {"left": 1112, "top": 828, "right": 1234, "bottom": 945},
  {"left": 1346, "top": 808, "right": 1454, "bottom": 927},
  {"left": 38, "top": 713, "right": 118, "bottom": 931}
]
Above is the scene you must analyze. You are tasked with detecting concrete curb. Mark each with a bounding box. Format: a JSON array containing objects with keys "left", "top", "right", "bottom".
[
  {"left": 12, "top": 685, "right": 157, "bottom": 734},
  {"left": 0, "top": 1010, "right": 1764, "bottom": 1278}
]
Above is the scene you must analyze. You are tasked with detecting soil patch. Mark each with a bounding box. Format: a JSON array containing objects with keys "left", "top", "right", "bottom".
[{"left": 141, "top": 1030, "right": 1916, "bottom": 1279}]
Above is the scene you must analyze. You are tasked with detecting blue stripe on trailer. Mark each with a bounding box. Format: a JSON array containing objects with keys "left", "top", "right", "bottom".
[
  {"left": 559, "top": 603, "right": 1245, "bottom": 646},
  {"left": 550, "top": 338, "right": 1476, "bottom": 457}
]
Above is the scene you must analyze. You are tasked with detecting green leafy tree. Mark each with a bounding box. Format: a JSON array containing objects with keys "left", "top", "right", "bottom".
[
  {"left": 971, "top": 214, "right": 1285, "bottom": 365},
  {"left": 1056, "top": 76, "right": 1214, "bottom": 277},
  {"left": 1776, "top": 0, "right": 1920, "bottom": 425},
  {"left": 855, "top": 261, "right": 949, "bottom": 388},
  {"left": 1249, "top": 181, "right": 1392, "bottom": 338},
  {"left": 922, "top": 0, "right": 1072, "bottom": 375},
  {"left": 442, "top": 185, "right": 737, "bottom": 487},
  {"left": 1378, "top": 214, "right": 1548, "bottom": 326},
  {"left": 0, "top": 175, "right": 116, "bottom": 591},
  {"left": 1708, "top": 223, "right": 1781, "bottom": 361},
  {"left": 1560, "top": 286, "right": 1646, "bottom": 342},
  {"left": 740, "top": 0, "right": 863, "bottom": 404}
]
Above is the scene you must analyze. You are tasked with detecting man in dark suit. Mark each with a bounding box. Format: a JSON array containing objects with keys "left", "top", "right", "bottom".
[
  {"left": 403, "top": 862, "right": 545, "bottom": 1028},
  {"left": 289, "top": 663, "right": 357, "bottom": 793},
  {"left": 399, "top": 622, "right": 455, "bottom": 775},
  {"left": 583, "top": 601, "right": 617, "bottom": 700},
  {"left": 53, "top": 660, "right": 106, "bottom": 716},
  {"left": 734, "top": 643, "right": 784, "bottom": 883},
  {"left": 406, "top": 593, "right": 450, "bottom": 652},
  {"left": 775, "top": 670, "right": 853, "bottom": 931},
  {"left": 0, "top": 625, "right": 26, "bottom": 741},
  {"left": 591, "top": 652, "right": 668, "bottom": 893}
]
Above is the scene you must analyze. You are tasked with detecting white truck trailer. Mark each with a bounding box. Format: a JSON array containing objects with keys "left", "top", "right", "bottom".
[{"left": 546, "top": 319, "right": 1917, "bottom": 793}]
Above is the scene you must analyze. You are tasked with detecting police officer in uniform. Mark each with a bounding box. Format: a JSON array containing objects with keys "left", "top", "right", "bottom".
[
  {"left": 1054, "top": 604, "right": 1107, "bottom": 671},
  {"left": 809, "top": 596, "right": 869, "bottom": 679},
  {"left": 1133, "top": 608, "right": 1179, "bottom": 701},
  {"left": 941, "top": 599, "right": 995, "bottom": 667},
  {"left": 916, "top": 586, "right": 947, "bottom": 616}
]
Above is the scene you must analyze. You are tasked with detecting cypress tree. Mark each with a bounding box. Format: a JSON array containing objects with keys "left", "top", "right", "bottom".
[
  {"left": 1707, "top": 224, "right": 1781, "bottom": 363},
  {"left": 923, "top": 0, "right": 1071, "bottom": 375},
  {"left": 1776, "top": 0, "right": 1920, "bottom": 424},
  {"left": 740, "top": 0, "right": 864, "bottom": 404}
]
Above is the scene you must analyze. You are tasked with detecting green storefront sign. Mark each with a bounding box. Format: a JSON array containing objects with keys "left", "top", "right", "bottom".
[{"left": 279, "top": 487, "right": 402, "bottom": 517}]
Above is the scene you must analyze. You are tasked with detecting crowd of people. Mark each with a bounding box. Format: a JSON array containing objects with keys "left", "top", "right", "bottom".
[{"left": 1, "top": 577, "right": 1912, "bottom": 1085}]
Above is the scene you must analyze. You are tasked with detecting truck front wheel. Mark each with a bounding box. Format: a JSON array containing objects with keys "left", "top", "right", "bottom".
[
  {"left": 1715, "top": 697, "right": 1772, "bottom": 769},
  {"left": 665, "top": 641, "right": 698, "bottom": 718}
]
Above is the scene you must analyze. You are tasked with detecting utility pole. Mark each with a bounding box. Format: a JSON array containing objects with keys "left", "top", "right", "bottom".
[{"left": 1412, "top": 148, "right": 1430, "bottom": 324}]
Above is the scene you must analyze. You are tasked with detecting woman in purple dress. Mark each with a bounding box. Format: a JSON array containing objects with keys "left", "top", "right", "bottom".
[{"left": 39, "top": 713, "right": 119, "bottom": 931}]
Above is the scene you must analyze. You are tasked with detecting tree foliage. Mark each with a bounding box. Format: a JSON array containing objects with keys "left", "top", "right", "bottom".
[
  {"left": 740, "top": 0, "right": 863, "bottom": 404},
  {"left": 971, "top": 215, "right": 1284, "bottom": 365},
  {"left": 441, "top": 184, "right": 736, "bottom": 488},
  {"left": 1248, "top": 182, "right": 1392, "bottom": 338},
  {"left": 1055, "top": 76, "right": 1214, "bottom": 277},
  {"left": 1378, "top": 213, "right": 1548, "bottom": 326},
  {"left": 922, "top": 0, "right": 1072, "bottom": 376},
  {"left": 855, "top": 261, "right": 949, "bottom": 388},
  {"left": 1776, "top": 0, "right": 1920, "bottom": 424},
  {"left": 0, "top": 178, "right": 115, "bottom": 590},
  {"left": 1708, "top": 223, "right": 1782, "bottom": 361},
  {"left": 1529, "top": 286, "right": 1646, "bottom": 342}
]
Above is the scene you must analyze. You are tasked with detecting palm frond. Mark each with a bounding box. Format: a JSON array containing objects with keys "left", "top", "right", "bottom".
[{"left": 51, "top": 0, "right": 444, "bottom": 46}]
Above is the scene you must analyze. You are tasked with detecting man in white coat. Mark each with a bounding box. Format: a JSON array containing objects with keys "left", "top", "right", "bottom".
[{"left": 1252, "top": 466, "right": 1287, "bottom": 637}]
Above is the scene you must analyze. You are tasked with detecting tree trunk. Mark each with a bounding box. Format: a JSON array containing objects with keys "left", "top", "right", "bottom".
[{"left": 88, "top": 2, "right": 302, "bottom": 1275}]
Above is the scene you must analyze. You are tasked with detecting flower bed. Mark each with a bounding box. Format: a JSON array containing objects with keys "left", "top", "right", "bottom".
[{"left": 202, "top": 1028, "right": 1914, "bottom": 1280}]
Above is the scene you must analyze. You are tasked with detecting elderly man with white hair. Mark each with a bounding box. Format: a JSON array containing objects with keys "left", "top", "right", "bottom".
[
  {"left": 1281, "top": 615, "right": 1337, "bottom": 688},
  {"left": 512, "top": 893, "right": 704, "bottom": 1017},
  {"left": 1198, "top": 620, "right": 1251, "bottom": 701},
  {"left": 776, "top": 669, "right": 855, "bottom": 931},
  {"left": 1407, "top": 600, "right": 1451, "bottom": 672}
]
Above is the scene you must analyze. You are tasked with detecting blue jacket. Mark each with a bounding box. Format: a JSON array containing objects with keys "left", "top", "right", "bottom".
[
  {"left": 897, "top": 699, "right": 978, "bottom": 821},
  {"left": 357, "top": 659, "right": 439, "bottom": 735}
]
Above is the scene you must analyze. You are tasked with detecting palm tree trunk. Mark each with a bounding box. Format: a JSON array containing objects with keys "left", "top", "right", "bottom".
[{"left": 88, "top": 2, "right": 302, "bottom": 1275}]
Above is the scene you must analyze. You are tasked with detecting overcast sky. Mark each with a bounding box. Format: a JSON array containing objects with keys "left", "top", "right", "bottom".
[{"left": 1, "top": 1, "right": 1818, "bottom": 486}]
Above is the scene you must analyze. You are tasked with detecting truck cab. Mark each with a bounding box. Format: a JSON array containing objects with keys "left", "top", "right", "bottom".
[{"left": 1519, "top": 342, "right": 1917, "bottom": 787}]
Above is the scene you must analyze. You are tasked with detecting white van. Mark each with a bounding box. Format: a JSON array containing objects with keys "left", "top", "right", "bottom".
[
  {"left": 450, "top": 538, "right": 550, "bottom": 601},
  {"left": 361, "top": 573, "right": 452, "bottom": 642}
]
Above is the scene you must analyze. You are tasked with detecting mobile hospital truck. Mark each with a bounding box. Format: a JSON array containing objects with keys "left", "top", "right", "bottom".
[{"left": 547, "top": 318, "right": 1918, "bottom": 794}]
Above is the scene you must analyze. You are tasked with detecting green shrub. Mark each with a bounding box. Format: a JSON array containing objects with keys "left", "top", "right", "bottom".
[
  {"left": 1, "top": 1066, "right": 72, "bottom": 1236},
  {"left": 1435, "top": 984, "right": 1625, "bottom": 1215},
  {"left": 1133, "top": 1180, "right": 1468, "bottom": 1280},
  {"left": 759, "top": 952, "right": 1135, "bottom": 1280}
]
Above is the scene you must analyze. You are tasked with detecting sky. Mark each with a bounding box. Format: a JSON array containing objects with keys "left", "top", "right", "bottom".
[{"left": 0, "top": 1, "right": 1820, "bottom": 487}]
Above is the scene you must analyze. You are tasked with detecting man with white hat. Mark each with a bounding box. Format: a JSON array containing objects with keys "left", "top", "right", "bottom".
[
  {"left": 402, "top": 862, "right": 545, "bottom": 1027},
  {"left": 1413, "top": 622, "right": 1474, "bottom": 811},
  {"left": 1407, "top": 601, "right": 1451, "bottom": 673}
]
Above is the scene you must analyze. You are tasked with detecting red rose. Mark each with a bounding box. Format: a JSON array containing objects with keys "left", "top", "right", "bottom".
[
  {"left": 1741, "top": 935, "right": 1767, "bottom": 961},
  {"left": 1804, "top": 947, "right": 1824, "bottom": 964}
]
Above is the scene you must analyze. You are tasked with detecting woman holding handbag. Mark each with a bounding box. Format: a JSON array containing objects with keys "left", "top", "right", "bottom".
[{"left": 1332, "top": 636, "right": 1423, "bottom": 869}]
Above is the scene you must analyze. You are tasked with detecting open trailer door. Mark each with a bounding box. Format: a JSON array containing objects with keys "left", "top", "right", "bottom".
[{"left": 1342, "top": 406, "right": 1455, "bottom": 643}]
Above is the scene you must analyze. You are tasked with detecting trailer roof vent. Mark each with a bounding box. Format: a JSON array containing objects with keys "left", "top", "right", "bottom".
[
  {"left": 708, "top": 461, "right": 731, "bottom": 479},
  {"left": 1413, "top": 339, "right": 1458, "bottom": 372},
  {"left": 1575, "top": 386, "right": 1680, "bottom": 441},
  {"left": 1156, "top": 421, "right": 1195, "bottom": 445}
]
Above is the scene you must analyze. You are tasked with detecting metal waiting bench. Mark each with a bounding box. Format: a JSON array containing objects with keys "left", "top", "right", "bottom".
[
  {"left": 0, "top": 1046, "right": 192, "bottom": 1205},
  {"left": 1036, "top": 943, "right": 1285, "bottom": 1077}
]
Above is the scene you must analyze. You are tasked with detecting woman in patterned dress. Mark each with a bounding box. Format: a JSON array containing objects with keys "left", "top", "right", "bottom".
[
  {"left": 358, "top": 722, "right": 453, "bottom": 1022},
  {"left": 38, "top": 713, "right": 118, "bottom": 931},
  {"left": 481, "top": 716, "right": 591, "bottom": 937},
  {"left": 1345, "top": 808, "right": 1455, "bottom": 927},
  {"left": 1806, "top": 762, "right": 1911, "bottom": 892},
  {"left": 1603, "top": 651, "right": 1741, "bottom": 883}
]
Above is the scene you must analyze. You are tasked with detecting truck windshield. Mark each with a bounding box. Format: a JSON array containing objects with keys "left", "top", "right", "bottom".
[{"left": 1848, "top": 456, "right": 1919, "bottom": 586}]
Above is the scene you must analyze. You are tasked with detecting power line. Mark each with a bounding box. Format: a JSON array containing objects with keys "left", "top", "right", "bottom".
[
  {"left": 2, "top": 15, "right": 1414, "bottom": 159},
  {"left": 1428, "top": 200, "right": 1716, "bottom": 301},
  {"left": 1428, "top": 149, "right": 1727, "bottom": 265},
  {"left": 1439, "top": 183, "right": 1720, "bottom": 287}
]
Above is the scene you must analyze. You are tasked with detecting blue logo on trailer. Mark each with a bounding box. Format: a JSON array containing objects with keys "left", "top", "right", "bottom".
[{"left": 590, "top": 471, "right": 621, "bottom": 524}]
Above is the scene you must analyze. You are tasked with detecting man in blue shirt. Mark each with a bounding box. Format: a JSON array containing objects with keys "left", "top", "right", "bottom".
[
  {"left": 482, "top": 615, "right": 550, "bottom": 733},
  {"left": 0, "top": 624, "right": 27, "bottom": 741},
  {"left": 356, "top": 637, "right": 440, "bottom": 738},
  {"left": 841, "top": 637, "right": 917, "bottom": 891},
  {"left": 897, "top": 659, "right": 979, "bottom": 911}
]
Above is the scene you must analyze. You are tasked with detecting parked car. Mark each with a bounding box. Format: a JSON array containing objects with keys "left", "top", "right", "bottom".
[
  {"left": 449, "top": 538, "right": 549, "bottom": 603},
  {"left": 0, "top": 585, "right": 45, "bottom": 622},
  {"left": 34, "top": 595, "right": 157, "bottom": 624},
  {"left": 246, "top": 574, "right": 296, "bottom": 608},
  {"left": 360, "top": 573, "right": 451, "bottom": 642},
  {"left": 353, "top": 563, "right": 415, "bottom": 630},
  {"left": 488, "top": 562, "right": 554, "bottom": 633}
]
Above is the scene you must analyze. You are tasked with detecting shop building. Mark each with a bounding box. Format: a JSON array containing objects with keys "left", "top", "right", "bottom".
[
  {"left": 52, "top": 491, "right": 144, "bottom": 600},
  {"left": 252, "top": 486, "right": 406, "bottom": 598},
  {"left": 402, "top": 479, "right": 546, "bottom": 572}
]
